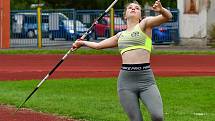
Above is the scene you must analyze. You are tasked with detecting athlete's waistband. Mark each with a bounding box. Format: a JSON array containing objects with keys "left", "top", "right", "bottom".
[{"left": 121, "top": 63, "right": 151, "bottom": 71}]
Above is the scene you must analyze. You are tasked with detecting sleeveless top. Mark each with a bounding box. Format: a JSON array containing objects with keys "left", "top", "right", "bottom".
[{"left": 117, "top": 24, "right": 152, "bottom": 54}]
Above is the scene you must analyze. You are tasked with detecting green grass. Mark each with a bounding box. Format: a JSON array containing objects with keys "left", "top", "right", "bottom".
[
  {"left": 0, "top": 49, "right": 215, "bottom": 55},
  {"left": 0, "top": 77, "right": 215, "bottom": 121},
  {"left": 0, "top": 49, "right": 118, "bottom": 55}
]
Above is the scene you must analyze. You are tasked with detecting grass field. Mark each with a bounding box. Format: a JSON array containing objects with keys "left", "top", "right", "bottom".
[
  {"left": 0, "top": 49, "right": 215, "bottom": 55},
  {"left": 0, "top": 77, "right": 215, "bottom": 121}
]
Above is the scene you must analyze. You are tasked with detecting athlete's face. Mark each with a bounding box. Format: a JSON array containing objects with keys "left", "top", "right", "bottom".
[{"left": 125, "top": 3, "right": 142, "bottom": 20}]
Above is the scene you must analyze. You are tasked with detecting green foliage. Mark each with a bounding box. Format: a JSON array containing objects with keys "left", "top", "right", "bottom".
[
  {"left": 10, "top": 0, "right": 177, "bottom": 10},
  {"left": 11, "top": 0, "right": 46, "bottom": 10},
  {"left": 209, "top": 24, "right": 215, "bottom": 40},
  {"left": 208, "top": 24, "right": 215, "bottom": 48},
  {"left": 136, "top": 0, "right": 177, "bottom": 8}
]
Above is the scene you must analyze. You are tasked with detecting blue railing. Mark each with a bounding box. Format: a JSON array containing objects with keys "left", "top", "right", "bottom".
[{"left": 10, "top": 9, "right": 179, "bottom": 48}]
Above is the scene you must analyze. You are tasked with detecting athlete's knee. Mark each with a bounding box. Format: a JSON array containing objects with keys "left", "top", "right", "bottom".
[
  {"left": 127, "top": 113, "right": 143, "bottom": 121},
  {"left": 151, "top": 113, "right": 163, "bottom": 121}
]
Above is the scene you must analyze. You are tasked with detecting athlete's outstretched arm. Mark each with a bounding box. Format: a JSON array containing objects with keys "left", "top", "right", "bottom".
[
  {"left": 72, "top": 34, "right": 119, "bottom": 50},
  {"left": 139, "top": 0, "right": 172, "bottom": 29}
]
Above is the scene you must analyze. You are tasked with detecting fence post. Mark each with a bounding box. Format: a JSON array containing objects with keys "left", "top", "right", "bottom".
[
  {"left": 0, "top": 0, "right": 2, "bottom": 48},
  {"left": 0, "top": 0, "right": 10, "bottom": 48},
  {"left": 73, "top": 9, "right": 77, "bottom": 40},
  {"left": 110, "top": 8, "right": 114, "bottom": 37},
  {"left": 37, "top": 0, "right": 42, "bottom": 48},
  {"left": 37, "top": 6, "right": 42, "bottom": 48}
]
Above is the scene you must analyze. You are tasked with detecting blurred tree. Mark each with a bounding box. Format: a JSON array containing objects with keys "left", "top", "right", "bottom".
[
  {"left": 10, "top": 0, "right": 177, "bottom": 10},
  {"left": 11, "top": 0, "right": 46, "bottom": 10}
]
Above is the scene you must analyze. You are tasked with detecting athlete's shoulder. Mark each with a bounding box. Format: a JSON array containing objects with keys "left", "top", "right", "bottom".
[{"left": 116, "top": 31, "right": 125, "bottom": 38}]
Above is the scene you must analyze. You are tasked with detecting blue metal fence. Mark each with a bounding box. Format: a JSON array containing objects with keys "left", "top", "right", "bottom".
[
  {"left": 152, "top": 9, "right": 179, "bottom": 44},
  {"left": 10, "top": 9, "right": 179, "bottom": 48},
  {"left": 10, "top": 9, "right": 76, "bottom": 48}
]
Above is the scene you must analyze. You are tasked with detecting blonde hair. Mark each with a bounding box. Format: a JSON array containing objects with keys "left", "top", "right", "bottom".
[{"left": 123, "top": 0, "right": 143, "bottom": 20}]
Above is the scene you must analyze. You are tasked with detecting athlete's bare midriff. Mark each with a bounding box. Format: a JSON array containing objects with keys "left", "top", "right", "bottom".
[{"left": 121, "top": 49, "right": 150, "bottom": 64}]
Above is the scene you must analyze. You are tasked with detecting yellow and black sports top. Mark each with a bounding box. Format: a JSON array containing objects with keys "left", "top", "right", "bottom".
[{"left": 117, "top": 24, "right": 152, "bottom": 55}]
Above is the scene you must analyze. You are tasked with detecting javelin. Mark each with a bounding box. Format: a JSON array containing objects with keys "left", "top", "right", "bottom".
[{"left": 15, "top": 0, "right": 118, "bottom": 113}]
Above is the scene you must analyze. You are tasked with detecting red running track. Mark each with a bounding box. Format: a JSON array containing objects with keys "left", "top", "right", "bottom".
[
  {"left": 0, "top": 54, "right": 215, "bottom": 81},
  {"left": 0, "top": 105, "right": 76, "bottom": 121}
]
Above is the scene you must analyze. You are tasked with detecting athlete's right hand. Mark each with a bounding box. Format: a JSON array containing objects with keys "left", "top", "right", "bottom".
[{"left": 72, "top": 39, "right": 85, "bottom": 49}]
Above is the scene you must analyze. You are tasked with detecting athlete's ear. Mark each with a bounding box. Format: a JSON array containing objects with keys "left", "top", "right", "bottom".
[
  {"left": 139, "top": 18, "right": 142, "bottom": 22},
  {"left": 124, "top": 16, "right": 127, "bottom": 20}
]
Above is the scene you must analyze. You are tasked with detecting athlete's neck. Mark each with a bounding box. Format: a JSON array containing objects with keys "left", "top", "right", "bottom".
[{"left": 126, "top": 19, "right": 139, "bottom": 31}]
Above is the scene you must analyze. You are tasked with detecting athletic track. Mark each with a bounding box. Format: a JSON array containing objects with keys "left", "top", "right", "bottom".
[
  {"left": 0, "top": 54, "right": 215, "bottom": 81},
  {"left": 0, "top": 54, "right": 215, "bottom": 121}
]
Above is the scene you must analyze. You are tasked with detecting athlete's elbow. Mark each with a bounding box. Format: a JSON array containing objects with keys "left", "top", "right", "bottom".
[
  {"left": 163, "top": 15, "right": 172, "bottom": 23},
  {"left": 94, "top": 43, "right": 102, "bottom": 50},
  {"left": 166, "top": 11, "right": 173, "bottom": 21},
  {"left": 168, "top": 13, "right": 173, "bottom": 20},
  {"left": 163, "top": 13, "right": 173, "bottom": 22}
]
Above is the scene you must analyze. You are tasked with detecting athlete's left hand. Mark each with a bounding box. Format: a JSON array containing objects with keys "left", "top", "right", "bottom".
[{"left": 152, "top": 0, "right": 163, "bottom": 12}]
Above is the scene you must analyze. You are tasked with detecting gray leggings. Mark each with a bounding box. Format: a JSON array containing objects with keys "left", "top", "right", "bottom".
[{"left": 118, "top": 68, "right": 163, "bottom": 121}]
